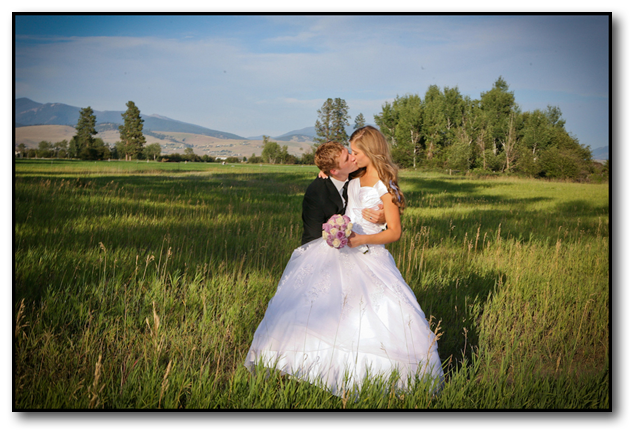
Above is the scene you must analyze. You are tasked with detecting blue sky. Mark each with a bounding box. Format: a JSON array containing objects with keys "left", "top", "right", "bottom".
[{"left": 15, "top": 14, "right": 609, "bottom": 148}]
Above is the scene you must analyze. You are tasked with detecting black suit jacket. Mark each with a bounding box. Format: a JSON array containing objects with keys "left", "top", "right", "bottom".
[{"left": 301, "top": 177, "right": 347, "bottom": 245}]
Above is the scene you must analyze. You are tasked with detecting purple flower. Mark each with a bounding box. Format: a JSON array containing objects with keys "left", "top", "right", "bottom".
[{"left": 323, "top": 214, "right": 352, "bottom": 249}]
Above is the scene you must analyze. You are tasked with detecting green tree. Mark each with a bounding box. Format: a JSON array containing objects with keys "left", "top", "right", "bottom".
[
  {"left": 115, "top": 141, "right": 126, "bottom": 160},
  {"left": 143, "top": 143, "right": 162, "bottom": 161},
  {"left": 480, "top": 76, "right": 517, "bottom": 158},
  {"left": 394, "top": 94, "right": 424, "bottom": 169},
  {"left": 278, "top": 145, "right": 290, "bottom": 163},
  {"left": 501, "top": 112, "right": 519, "bottom": 172},
  {"left": 95, "top": 138, "right": 111, "bottom": 160},
  {"left": 247, "top": 153, "right": 262, "bottom": 164},
  {"left": 422, "top": 85, "right": 446, "bottom": 162},
  {"left": 118, "top": 101, "right": 146, "bottom": 161},
  {"left": 300, "top": 147, "right": 316, "bottom": 165},
  {"left": 353, "top": 113, "right": 366, "bottom": 130},
  {"left": 374, "top": 100, "right": 400, "bottom": 149},
  {"left": 314, "top": 99, "right": 333, "bottom": 146},
  {"left": 447, "top": 124, "right": 475, "bottom": 171},
  {"left": 74, "top": 107, "right": 97, "bottom": 157},
  {"left": 521, "top": 109, "right": 553, "bottom": 155},
  {"left": 53, "top": 140, "right": 68, "bottom": 158},
  {"left": 183, "top": 147, "right": 196, "bottom": 161},
  {"left": 441, "top": 86, "right": 467, "bottom": 155},
  {"left": 37, "top": 140, "right": 53, "bottom": 158},
  {"left": 17, "top": 143, "right": 27, "bottom": 158},
  {"left": 330, "top": 98, "right": 351, "bottom": 146},
  {"left": 538, "top": 130, "right": 593, "bottom": 180},
  {"left": 68, "top": 138, "right": 78, "bottom": 158},
  {"left": 261, "top": 136, "right": 281, "bottom": 164},
  {"left": 314, "top": 98, "right": 351, "bottom": 146}
]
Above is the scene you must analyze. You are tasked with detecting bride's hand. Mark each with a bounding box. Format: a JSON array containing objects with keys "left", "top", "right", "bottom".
[
  {"left": 318, "top": 170, "right": 328, "bottom": 179},
  {"left": 363, "top": 204, "right": 385, "bottom": 224},
  {"left": 347, "top": 232, "right": 364, "bottom": 248}
]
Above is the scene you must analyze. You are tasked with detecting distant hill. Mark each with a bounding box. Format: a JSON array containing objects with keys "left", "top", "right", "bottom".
[
  {"left": 272, "top": 125, "right": 366, "bottom": 142},
  {"left": 591, "top": 145, "right": 609, "bottom": 161},
  {"left": 14, "top": 98, "right": 245, "bottom": 140},
  {"left": 275, "top": 126, "right": 316, "bottom": 142}
]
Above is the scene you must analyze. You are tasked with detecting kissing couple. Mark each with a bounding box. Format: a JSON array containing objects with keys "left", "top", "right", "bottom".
[{"left": 245, "top": 126, "right": 444, "bottom": 397}]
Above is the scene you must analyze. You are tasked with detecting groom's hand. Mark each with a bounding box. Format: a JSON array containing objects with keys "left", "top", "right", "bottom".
[{"left": 363, "top": 204, "right": 385, "bottom": 224}]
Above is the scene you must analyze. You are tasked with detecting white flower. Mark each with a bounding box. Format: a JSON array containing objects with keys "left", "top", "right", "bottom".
[
  {"left": 346, "top": 229, "right": 352, "bottom": 237},
  {"left": 332, "top": 238, "right": 341, "bottom": 248},
  {"left": 336, "top": 216, "right": 345, "bottom": 225},
  {"left": 322, "top": 231, "right": 329, "bottom": 240},
  {"left": 330, "top": 228, "right": 338, "bottom": 236}
]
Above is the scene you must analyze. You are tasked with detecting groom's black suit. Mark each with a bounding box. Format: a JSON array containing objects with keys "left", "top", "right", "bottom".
[{"left": 301, "top": 177, "right": 347, "bottom": 245}]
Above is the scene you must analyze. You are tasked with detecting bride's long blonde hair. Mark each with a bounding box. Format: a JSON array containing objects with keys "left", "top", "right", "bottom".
[{"left": 350, "top": 126, "right": 406, "bottom": 214}]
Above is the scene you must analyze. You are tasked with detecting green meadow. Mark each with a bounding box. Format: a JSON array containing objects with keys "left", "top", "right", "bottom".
[{"left": 13, "top": 159, "right": 610, "bottom": 409}]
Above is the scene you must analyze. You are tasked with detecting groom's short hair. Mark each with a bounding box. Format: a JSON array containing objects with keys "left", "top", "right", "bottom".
[{"left": 315, "top": 141, "right": 345, "bottom": 175}]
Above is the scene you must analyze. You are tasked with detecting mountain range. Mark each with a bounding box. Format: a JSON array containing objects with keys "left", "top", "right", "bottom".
[
  {"left": 15, "top": 98, "right": 247, "bottom": 140},
  {"left": 14, "top": 98, "right": 349, "bottom": 143},
  {"left": 252, "top": 126, "right": 316, "bottom": 142}
]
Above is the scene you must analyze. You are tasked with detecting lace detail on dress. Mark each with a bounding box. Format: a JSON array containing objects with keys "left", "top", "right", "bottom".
[
  {"left": 305, "top": 271, "right": 331, "bottom": 304},
  {"left": 293, "top": 242, "right": 313, "bottom": 258},
  {"left": 392, "top": 282, "right": 414, "bottom": 309},
  {"left": 294, "top": 263, "right": 315, "bottom": 288},
  {"left": 276, "top": 272, "right": 291, "bottom": 292}
]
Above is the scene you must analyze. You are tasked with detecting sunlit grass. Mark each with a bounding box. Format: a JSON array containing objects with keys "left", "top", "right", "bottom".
[{"left": 14, "top": 159, "right": 609, "bottom": 409}]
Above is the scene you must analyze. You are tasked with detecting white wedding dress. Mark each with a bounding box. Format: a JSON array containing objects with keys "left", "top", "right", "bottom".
[{"left": 244, "top": 178, "right": 444, "bottom": 396}]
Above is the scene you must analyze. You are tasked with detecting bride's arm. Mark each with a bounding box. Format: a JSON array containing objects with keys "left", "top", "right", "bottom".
[{"left": 347, "top": 193, "right": 401, "bottom": 247}]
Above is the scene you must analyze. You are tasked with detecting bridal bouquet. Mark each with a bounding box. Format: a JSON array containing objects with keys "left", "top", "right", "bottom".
[{"left": 322, "top": 214, "right": 353, "bottom": 249}]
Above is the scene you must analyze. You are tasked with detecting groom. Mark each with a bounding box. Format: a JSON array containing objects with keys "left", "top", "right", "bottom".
[{"left": 301, "top": 141, "right": 384, "bottom": 245}]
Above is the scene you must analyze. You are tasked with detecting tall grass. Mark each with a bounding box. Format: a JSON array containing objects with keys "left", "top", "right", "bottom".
[{"left": 13, "top": 160, "right": 609, "bottom": 409}]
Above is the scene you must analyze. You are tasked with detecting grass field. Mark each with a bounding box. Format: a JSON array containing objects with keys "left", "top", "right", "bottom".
[{"left": 13, "top": 159, "right": 610, "bottom": 409}]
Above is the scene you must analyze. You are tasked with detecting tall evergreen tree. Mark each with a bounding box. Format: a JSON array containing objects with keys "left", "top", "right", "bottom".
[
  {"left": 119, "top": 101, "right": 146, "bottom": 161},
  {"left": 330, "top": 98, "right": 351, "bottom": 146},
  {"left": 314, "top": 98, "right": 351, "bottom": 146},
  {"left": 314, "top": 98, "right": 333, "bottom": 146},
  {"left": 74, "top": 107, "right": 97, "bottom": 159},
  {"left": 353, "top": 113, "right": 366, "bottom": 130}
]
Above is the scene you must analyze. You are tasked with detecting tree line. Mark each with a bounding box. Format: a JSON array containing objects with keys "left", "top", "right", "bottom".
[
  {"left": 308, "top": 78, "right": 607, "bottom": 180},
  {"left": 16, "top": 101, "right": 317, "bottom": 165}
]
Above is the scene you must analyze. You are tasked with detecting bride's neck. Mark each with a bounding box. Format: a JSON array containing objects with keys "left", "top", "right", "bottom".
[{"left": 360, "top": 164, "right": 379, "bottom": 182}]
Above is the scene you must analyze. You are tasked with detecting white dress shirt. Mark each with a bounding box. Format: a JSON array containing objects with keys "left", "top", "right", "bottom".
[{"left": 329, "top": 176, "right": 348, "bottom": 207}]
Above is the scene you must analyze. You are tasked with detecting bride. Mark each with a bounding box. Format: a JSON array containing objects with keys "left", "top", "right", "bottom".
[{"left": 244, "top": 126, "right": 444, "bottom": 397}]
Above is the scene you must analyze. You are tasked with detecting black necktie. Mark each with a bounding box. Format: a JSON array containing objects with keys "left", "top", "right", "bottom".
[{"left": 341, "top": 183, "right": 348, "bottom": 204}]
